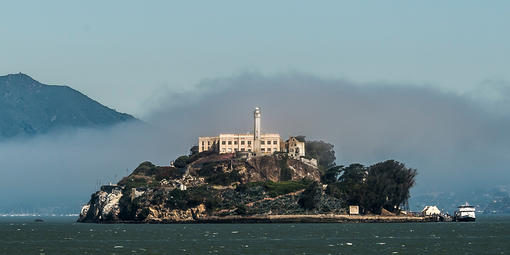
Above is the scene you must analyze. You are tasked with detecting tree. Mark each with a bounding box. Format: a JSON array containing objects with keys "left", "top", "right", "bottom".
[
  {"left": 189, "top": 145, "right": 199, "bottom": 156},
  {"left": 295, "top": 135, "right": 306, "bottom": 142},
  {"left": 305, "top": 140, "right": 336, "bottom": 171},
  {"left": 325, "top": 161, "right": 417, "bottom": 215},
  {"left": 298, "top": 181, "right": 320, "bottom": 210},
  {"left": 321, "top": 165, "right": 344, "bottom": 184},
  {"left": 337, "top": 163, "right": 367, "bottom": 208},
  {"left": 362, "top": 160, "right": 417, "bottom": 214},
  {"left": 174, "top": 155, "right": 190, "bottom": 168}
]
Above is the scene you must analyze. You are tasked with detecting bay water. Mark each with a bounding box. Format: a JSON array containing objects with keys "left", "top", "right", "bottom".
[{"left": 1, "top": 215, "right": 509, "bottom": 254}]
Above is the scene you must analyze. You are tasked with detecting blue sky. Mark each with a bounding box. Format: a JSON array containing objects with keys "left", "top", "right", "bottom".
[{"left": 1, "top": 0, "right": 509, "bottom": 116}]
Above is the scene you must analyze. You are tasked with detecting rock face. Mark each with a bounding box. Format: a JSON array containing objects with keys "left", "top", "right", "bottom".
[
  {"left": 243, "top": 156, "right": 320, "bottom": 183},
  {"left": 78, "top": 186, "right": 123, "bottom": 222},
  {"left": 78, "top": 153, "right": 346, "bottom": 223},
  {"left": 0, "top": 73, "right": 135, "bottom": 139}
]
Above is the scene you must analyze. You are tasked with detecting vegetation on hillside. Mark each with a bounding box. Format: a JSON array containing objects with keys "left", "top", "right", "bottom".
[
  {"left": 325, "top": 160, "right": 417, "bottom": 214},
  {"left": 304, "top": 139, "right": 336, "bottom": 171},
  {"left": 161, "top": 179, "right": 318, "bottom": 216},
  {"left": 117, "top": 161, "right": 183, "bottom": 189},
  {"left": 236, "top": 179, "right": 313, "bottom": 198}
]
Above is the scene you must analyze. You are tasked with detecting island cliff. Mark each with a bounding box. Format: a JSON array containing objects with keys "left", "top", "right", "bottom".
[
  {"left": 79, "top": 152, "right": 343, "bottom": 223},
  {"left": 78, "top": 149, "right": 431, "bottom": 223}
]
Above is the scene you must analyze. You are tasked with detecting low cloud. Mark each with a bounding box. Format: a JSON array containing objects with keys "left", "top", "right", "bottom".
[{"left": 147, "top": 72, "right": 510, "bottom": 193}]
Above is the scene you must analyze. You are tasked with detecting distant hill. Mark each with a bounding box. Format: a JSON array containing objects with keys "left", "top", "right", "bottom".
[{"left": 0, "top": 73, "right": 136, "bottom": 139}]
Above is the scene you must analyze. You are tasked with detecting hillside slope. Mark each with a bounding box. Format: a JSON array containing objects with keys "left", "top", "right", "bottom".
[
  {"left": 0, "top": 73, "right": 135, "bottom": 138},
  {"left": 78, "top": 152, "right": 344, "bottom": 223}
]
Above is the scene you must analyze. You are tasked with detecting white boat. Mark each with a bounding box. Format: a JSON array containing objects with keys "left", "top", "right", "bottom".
[{"left": 454, "top": 203, "right": 476, "bottom": 222}]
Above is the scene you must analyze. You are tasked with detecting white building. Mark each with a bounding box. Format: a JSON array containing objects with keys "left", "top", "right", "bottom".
[
  {"left": 198, "top": 107, "right": 281, "bottom": 155},
  {"left": 286, "top": 136, "right": 305, "bottom": 159},
  {"left": 422, "top": 206, "right": 441, "bottom": 216}
]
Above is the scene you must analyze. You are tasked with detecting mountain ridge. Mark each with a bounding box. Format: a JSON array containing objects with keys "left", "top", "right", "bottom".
[{"left": 0, "top": 73, "right": 136, "bottom": 139}]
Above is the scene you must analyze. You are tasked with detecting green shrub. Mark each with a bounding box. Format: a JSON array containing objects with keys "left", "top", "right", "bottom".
[
  {"left": 153, "top": 167, "right": 181, "bottom": 181},
  {"left": 166, "top": 186, "right": 221, "bottom": 212},
  {"left": 206, "top": 171, "right": 241, "bottom": 186},
  {"left": 174, "top": 155, "right": 190, "bottom": 168},
  {"left": 205, "top": 196, "right": 221, "bottom": 214},
  {"left": 236, "top": 182, "right": 263, "bottom": 192},
  {"left": 325, "top": 182, "right": 342, "bottom": 198},
  {"left": 132, "top": 161, "right": 157, "bottom": 176},
  {"left": 167, "top": 188, "right": 190, "bottom": 210},
  {"left": 151, "top": 190, "right": 166, "bottom": 205},
  {"left": 189, "top": 145, "right": 199, "bottom": 156},
  {"left": 197, "top": 163, "right": 220, "bottom": 177},
  {"left": 263, "top": 179, "right": 311, "bottom": 197},
  {"left": 237, "top": 179, "right": 312, "bottom": 197},
  {"left": 124, "top": 177, "right": 149, "bottom": 189},
  {"left": 236, "top": 204, "right": 247, "bottom": 215},
  {"left": 298, "top": 181, "right": 320, "bottom": 210}
]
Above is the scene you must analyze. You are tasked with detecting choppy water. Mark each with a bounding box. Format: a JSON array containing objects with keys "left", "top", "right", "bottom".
[{"left": 1, "top": 215, "right": 509, "bottom": 255}]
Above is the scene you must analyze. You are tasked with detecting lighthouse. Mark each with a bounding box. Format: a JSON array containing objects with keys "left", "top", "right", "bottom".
[{"left": 253, "top": 107, "right": 261, "bottom": 154}]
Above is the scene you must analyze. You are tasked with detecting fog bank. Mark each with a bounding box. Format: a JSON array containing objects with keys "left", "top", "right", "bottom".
[{"left": 1, "top": 72, "right": 509, "bottom": 213}]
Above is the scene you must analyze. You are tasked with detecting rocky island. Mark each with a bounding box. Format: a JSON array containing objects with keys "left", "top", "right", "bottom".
[
  {"left": 78, "top": 149, "right": 431, "bottom": 223},
  {"left": 79, "top": 107, "right": 431, "bottom": 223}
]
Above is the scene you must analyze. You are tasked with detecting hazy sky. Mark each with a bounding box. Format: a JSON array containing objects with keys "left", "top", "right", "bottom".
[
  {"left": 1, "top": 1, "right": 509, "bottom": 116},
  {"left": 1, "top": 1, "right": 510, "bottom": 213}
]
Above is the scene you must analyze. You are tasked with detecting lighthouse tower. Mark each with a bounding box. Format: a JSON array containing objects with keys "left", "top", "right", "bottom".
[{"left": 253, "top": 107, "right": 261, "bottom": 154}]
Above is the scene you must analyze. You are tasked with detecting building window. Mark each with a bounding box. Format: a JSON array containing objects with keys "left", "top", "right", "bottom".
[
  {"left": 228, "top": 148, "right": 232, "bottom": 152},
  {"left": 208, "top": 141, "right": 210, "bottom": 145},
  {"left": 241, "top": 141, "right": 245, "bottom": 145},
  {"left": 274, "top": 147, "right": 277, "bottom": 151},
  {"left": 222, "top": 141, "right": 226, "bottom": 145},
  {"left": 202, "top": 141, "right": 204, "bottom": 145},
  {"left": 267, "top": 148, "right": 271, "bottom": 152},
  {"left": 234, "top": 141, "right": 238, "bottom": 145},
  {"left": 241, "top": 148, "right": 245, "bottom": 151},
  {"left": 228, "top": 141, "right": 232, "bottom": 145},
  {"left": 261, "top": 148, "right": 265, "bottom": 152},
  {"left": 248, "top": 149, "right": 252, "bottom": 152},
  {"left": 222, "top": 148, "right": 226, "bottom": 152},
  {"left": 234, "top": 148, "right": 238, "bottom": 152},
  {"left": 248, "top": 141, "right": 252, "bottom": 145},
  {"left": 261, "top": 141, "right": 265, "bottom": 145},
  {"left": 273, "top": 141, "right": 277, "bottom": 145}
]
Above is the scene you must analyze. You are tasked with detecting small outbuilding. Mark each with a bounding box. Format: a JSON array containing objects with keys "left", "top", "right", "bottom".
[
  {"left": 422, "top": 206, "right": 441, "bottom": 216},
  {"left": 349, "top": 205, "right": 359, "bottom": 215}
]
